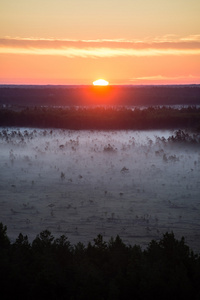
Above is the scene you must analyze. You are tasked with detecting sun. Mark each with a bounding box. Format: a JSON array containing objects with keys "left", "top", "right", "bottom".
[{"left": 93, "top": 79, "right": 109, "bottom": 86}]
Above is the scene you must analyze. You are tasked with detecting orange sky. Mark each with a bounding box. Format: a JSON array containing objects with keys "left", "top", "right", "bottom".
[{"left": 1, "top": 0, "right": 200, "bottom": 85}]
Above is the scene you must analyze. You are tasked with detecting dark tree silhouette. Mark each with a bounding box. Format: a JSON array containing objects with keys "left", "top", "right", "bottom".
[{"left": 0, "top": 223, "right": 200, "bottom": 300}]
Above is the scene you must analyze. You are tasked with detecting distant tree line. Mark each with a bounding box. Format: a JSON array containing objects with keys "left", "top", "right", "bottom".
[
  {"left": 0, "top": 222, "right": 200, "bottom": 300},
  {"left": 0, "top": 85, "right": 200, "bottom": 106},
  {"left": 0, "top": 106, "right": 200, "bottom": 130}
]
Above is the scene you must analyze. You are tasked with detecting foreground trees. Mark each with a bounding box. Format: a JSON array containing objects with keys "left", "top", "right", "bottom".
[{"left": 0, "top": 223, "right": 200, "bottom": 299}]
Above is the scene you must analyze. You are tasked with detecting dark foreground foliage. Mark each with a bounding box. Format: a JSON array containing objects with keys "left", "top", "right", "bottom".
[
  {"left": 0, "top": 223, "right": 200, "bottom": 300},
  {"left": 0, "top": 106, "right": 200, "bottom": 130}
]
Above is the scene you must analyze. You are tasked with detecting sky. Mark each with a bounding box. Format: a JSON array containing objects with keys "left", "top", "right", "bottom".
[{"left": 1, "top": 0, "right": 200, "bottom": 85}]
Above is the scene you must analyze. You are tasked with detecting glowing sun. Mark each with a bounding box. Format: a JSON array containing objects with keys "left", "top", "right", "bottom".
[{"left": 93, "top": 79, "right": 109, "bottom": 86}]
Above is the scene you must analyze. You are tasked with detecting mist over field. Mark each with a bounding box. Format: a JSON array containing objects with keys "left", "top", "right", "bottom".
[{"left": 0, "top": 128, "right": 200, "bottom": 251}]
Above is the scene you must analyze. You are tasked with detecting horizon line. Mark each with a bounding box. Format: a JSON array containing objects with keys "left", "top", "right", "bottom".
[{"left": 0, "top": 83, "right": 200, "bottom": 87}]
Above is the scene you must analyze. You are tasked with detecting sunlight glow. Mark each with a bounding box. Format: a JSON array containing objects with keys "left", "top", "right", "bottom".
[{"left": 93, "top": 79, "right": 109, "bottom": 86}]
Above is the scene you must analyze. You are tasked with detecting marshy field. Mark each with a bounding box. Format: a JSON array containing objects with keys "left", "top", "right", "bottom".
[{"left": 1, "top": 127, "right": 200, "bottom": 251}]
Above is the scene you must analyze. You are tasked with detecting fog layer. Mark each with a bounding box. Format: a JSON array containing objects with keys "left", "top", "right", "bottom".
[{"left": 0, "top": 128, "right": 199, "bottom": 250}]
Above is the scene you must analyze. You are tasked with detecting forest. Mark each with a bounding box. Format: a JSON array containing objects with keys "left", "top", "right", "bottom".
[
  {"left": 0, "top": 106, "right": 200, "bottom": 130},
  {"left": 0, "top": 222, "right": 200, "bottom": 300}
]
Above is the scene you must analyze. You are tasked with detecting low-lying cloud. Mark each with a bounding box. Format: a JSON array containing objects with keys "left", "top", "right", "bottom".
[
  {"left": 130, "top": 75, "right": 200, "bottom": 81},
  {"left": 0, "top": 36, "right": 200, "bottom": 58}
]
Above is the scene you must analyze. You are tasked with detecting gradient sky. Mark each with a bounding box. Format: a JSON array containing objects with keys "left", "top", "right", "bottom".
[{"left": 1, "top": 0, "right": 200, "bottom": 85}]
